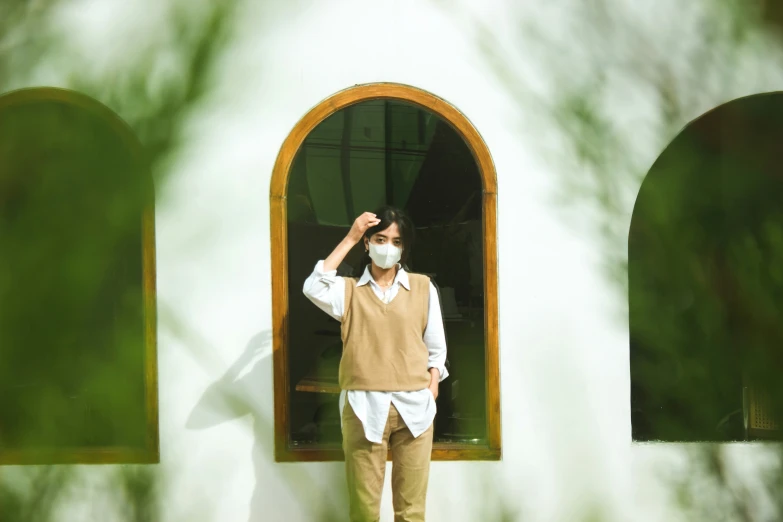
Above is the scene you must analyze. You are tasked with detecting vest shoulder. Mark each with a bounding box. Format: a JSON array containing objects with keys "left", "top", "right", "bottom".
[{"left": 406, "top": 272, "right": 432, "bottom": 287}]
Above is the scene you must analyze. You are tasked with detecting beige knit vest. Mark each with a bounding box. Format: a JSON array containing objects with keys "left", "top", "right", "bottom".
[{"left": 338, "top": 273, "right": 431, "bottom": 391}]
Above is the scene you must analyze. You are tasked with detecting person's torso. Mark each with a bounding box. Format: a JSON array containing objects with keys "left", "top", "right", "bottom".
[{"left": 338, "top": 272, "right": 431, "bottom": 391}]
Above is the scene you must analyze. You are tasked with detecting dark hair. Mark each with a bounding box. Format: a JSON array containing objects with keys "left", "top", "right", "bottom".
[{"left": 361, "top": 206, "right": 415, "bottom": 271}]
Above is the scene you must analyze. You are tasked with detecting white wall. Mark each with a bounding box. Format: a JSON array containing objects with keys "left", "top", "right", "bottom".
[
  {"left": 6, "top": 0, "right": 782, "bottom": 520},
  {"left": 149, "top": 2, "right": 641, "bottom": 520}
]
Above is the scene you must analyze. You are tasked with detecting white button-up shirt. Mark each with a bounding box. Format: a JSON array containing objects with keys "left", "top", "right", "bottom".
[{"left": 303, "top": 260, "right": 449, "bottom": 443}]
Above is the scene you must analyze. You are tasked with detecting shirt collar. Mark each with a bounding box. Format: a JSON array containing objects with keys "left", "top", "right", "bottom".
[{"left": 357, "top": 264, "right": 410, "bottom": 290}]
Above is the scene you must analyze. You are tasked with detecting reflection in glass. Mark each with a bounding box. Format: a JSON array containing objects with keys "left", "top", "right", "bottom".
[{"left": 286, "top": 100, "right": 486, "bottom": 448}]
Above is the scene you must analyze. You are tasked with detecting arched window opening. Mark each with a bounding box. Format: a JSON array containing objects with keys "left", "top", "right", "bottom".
[
  {"left": 630, "top": 92, "right": 783, "bottom": 442},
  {"left": 0, "top": 87, "right": 158, "bottom": 464},
  {"left": 271, "top": 83, "right": 500, "bottom": 461}
]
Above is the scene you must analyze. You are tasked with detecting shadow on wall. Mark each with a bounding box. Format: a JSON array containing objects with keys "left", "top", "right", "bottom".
[{"left": 185, "top": 330, "right": 347, "bottom": 522}]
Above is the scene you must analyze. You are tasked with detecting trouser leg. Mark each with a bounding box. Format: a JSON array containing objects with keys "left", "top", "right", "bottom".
[
  {"left": 342, "top": 402, "right": 391, "bottom": 522},
  {"left": 389, "top": 406, "right": 433, "bottom": 522}
]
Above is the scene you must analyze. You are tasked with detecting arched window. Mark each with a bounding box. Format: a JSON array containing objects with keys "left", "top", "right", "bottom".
[
  {"left": 630, "top": 92, "right": 783, "bottom": 442},
  {"left": 270, "top": 83, "right": 500, "bottom": 461},
  {"left": 0, "top": 87, "right": 158, "bottom": 464}
]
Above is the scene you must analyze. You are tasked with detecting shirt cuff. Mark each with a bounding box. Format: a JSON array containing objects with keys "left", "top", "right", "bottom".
[{"left": 428, "top": 364, "right": 449, "bottom": 383}]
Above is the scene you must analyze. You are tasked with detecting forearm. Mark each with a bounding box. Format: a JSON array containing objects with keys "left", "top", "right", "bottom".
[
  {"left": 424, "top": 282, "right": 449, "bottom": 382},
  {"left": 429, "top": 367, "right": 440, "bottom": 385},
  {"left": 323, "top": 235, "right": 359, "bottom": 272}
]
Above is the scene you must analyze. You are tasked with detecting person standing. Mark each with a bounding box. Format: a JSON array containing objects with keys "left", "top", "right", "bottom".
[{"left": 303, "top": 206, "right": 448, "bottom": 522}]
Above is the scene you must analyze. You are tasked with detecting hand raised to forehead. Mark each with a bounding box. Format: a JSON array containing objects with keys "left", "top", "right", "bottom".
[{"left": 348, "top": 212, "right": 381, "bottom": 242}]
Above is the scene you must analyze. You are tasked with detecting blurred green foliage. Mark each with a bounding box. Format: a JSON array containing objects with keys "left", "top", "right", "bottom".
[
  {"left": 0, "top": 0, "right": 236, "bottom": 520},
  {"left": 467, "top": 0, "right": 783, "bottom": 519},
  {"left": 4, "top": 0, "right": 783, "bottom": 519}
]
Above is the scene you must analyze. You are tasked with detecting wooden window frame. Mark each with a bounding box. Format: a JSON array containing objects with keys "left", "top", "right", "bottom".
[
  {"left": 0, "top": 87, "right": 159, "bottom": 465},
  {"left": 270, "top": 83, "right": 500, "bottom": 462}
]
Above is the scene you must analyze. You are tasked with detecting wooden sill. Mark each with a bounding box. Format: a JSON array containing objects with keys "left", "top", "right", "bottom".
[
  {"left": 296, "top": 375, "right": 340, "bottom": 394},
  {"left": 277, "top": 442, "right": 500, "bottom": 462}
]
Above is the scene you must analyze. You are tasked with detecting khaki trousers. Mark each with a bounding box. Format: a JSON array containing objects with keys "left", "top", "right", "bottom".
[{"left": 342, "top": 401, "right": 434, "bottom": 522}]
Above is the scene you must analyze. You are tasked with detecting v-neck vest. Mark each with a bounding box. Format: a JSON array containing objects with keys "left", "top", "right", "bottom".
[{"left": 339, "top": 273, "right": 431, "bottom": 391}]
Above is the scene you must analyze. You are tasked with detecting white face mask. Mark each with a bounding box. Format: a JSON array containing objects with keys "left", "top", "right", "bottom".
[{"left": 368, "top": 242, "right": 402, "bottom": 269}]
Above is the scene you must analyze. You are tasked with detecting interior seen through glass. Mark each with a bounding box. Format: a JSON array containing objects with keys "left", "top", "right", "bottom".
[{"left": 286, "top": 99, "right": 486, "bottom": 448}]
